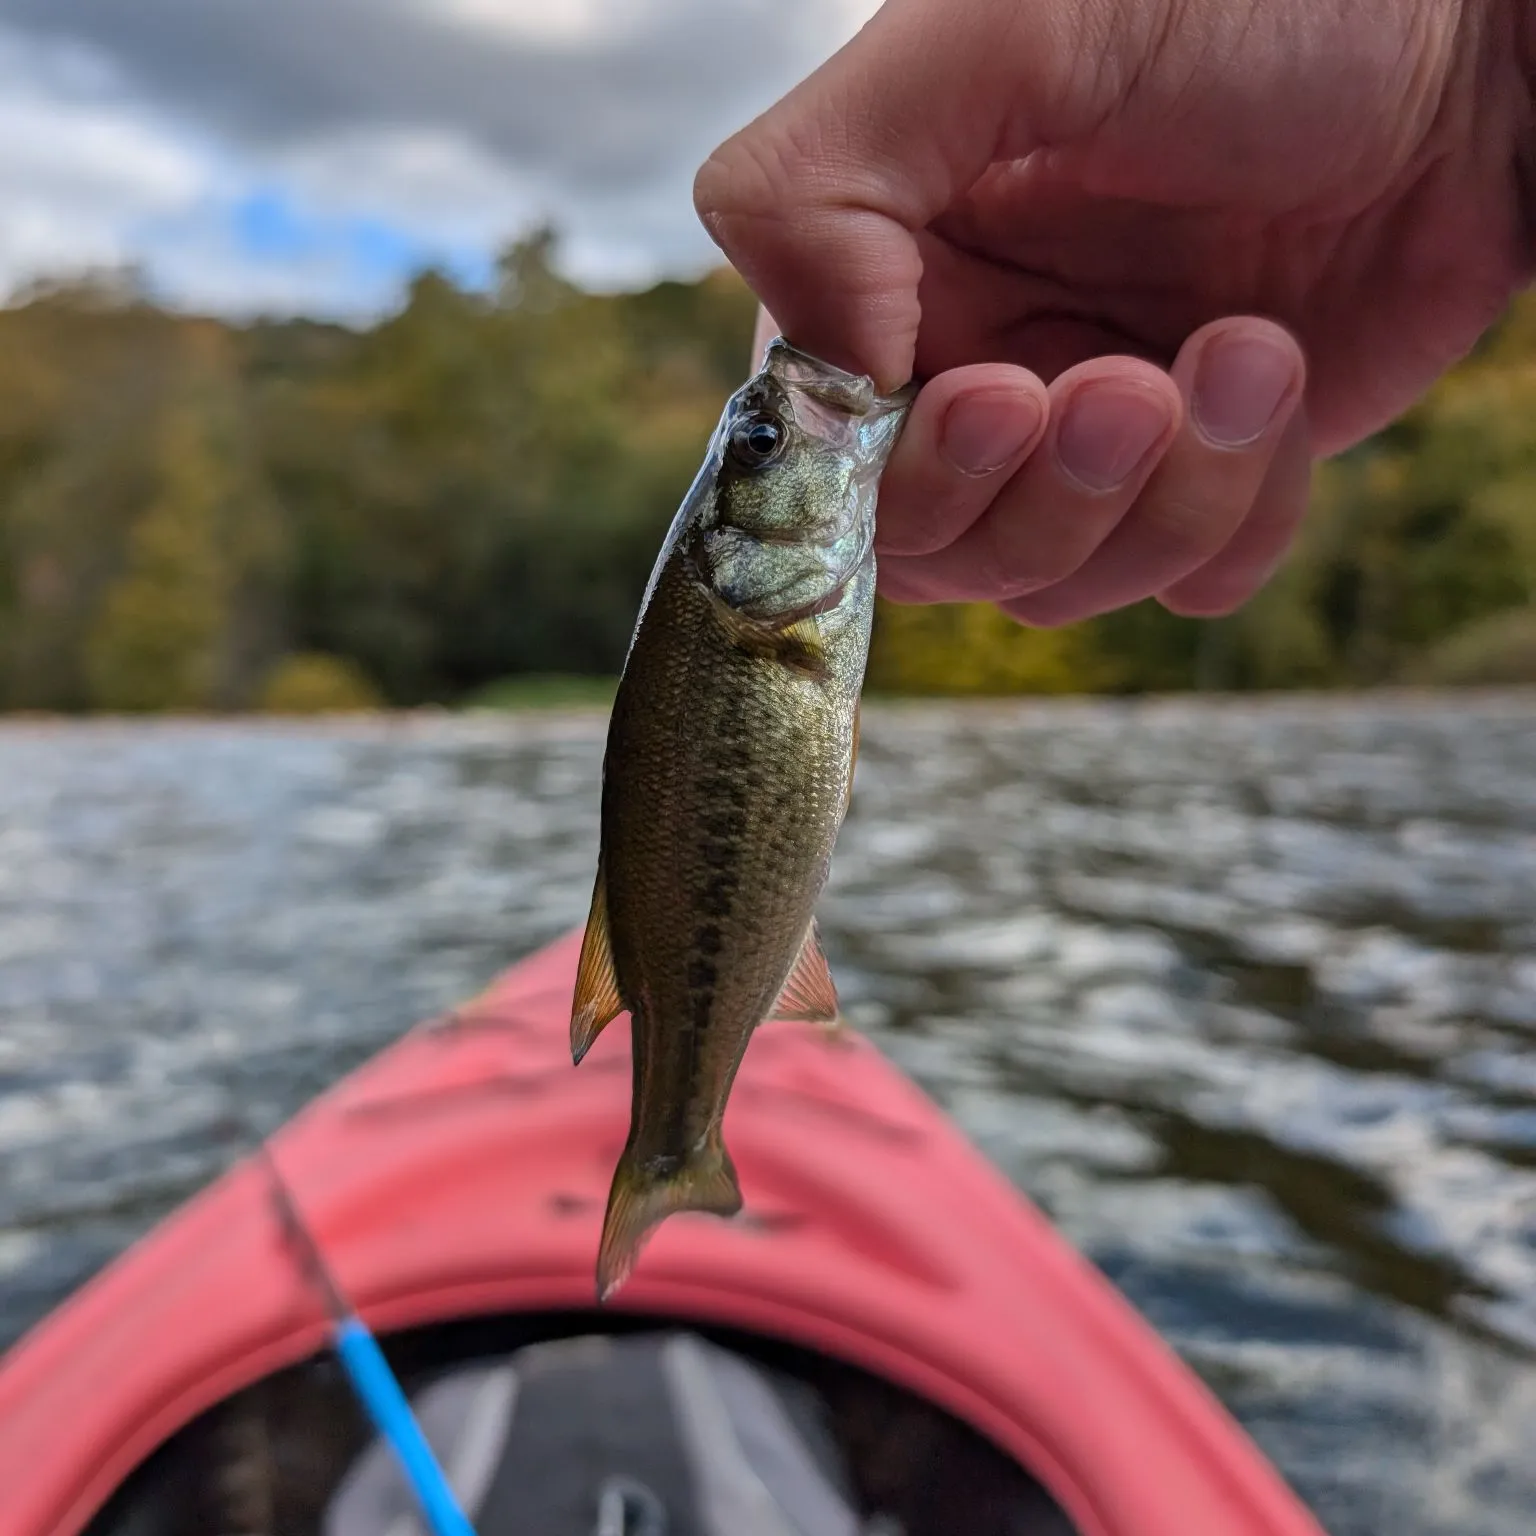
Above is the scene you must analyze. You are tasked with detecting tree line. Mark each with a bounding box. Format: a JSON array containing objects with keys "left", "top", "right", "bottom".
[{"left": 0, "top": 231, "right": 1531, "bottom": 713}]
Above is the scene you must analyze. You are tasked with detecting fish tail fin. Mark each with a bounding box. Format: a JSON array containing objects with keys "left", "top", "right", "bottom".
[{"left": 596, "top": 1140, "right": 743, "bottom": 1303}]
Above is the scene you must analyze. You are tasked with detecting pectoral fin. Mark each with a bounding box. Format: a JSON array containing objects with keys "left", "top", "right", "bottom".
[
  {"left": 709, "top": 600, "right": 827, "bottom": 678},
  {"left": 571, "top": 856, "right": 623, "bottom": 1064},
  {"left": 775, "top": 616, "right": 827, "bottom": 675},
  {"left": 766, "top": 920, "right": 841, "bottom": 1025}
]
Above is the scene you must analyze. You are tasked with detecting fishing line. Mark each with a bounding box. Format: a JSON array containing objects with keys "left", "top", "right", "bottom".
[{"left": 258, "top": 1142, "right": 479, "bottom": 1536}]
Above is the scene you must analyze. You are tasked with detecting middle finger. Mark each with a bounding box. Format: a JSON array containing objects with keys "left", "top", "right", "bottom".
[
  {"left": 1006, "top": 318, "right": 1305, "bottom": 626},
  {"left": 879, "top": 356, "right": 1181, "bottom": 603}
]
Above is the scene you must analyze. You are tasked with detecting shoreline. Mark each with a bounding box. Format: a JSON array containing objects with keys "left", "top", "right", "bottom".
[{"left": 0, "top": 683, "right": 1530, "bottom": 736}]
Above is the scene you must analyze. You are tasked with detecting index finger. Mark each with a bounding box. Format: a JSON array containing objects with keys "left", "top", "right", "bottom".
[{"left": 694, "top": 0, "right": 1112, "bottom": 390}]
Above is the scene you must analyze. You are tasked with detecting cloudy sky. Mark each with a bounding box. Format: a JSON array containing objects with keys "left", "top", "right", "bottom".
[{"left": 0, "top": 0, "right": 881, "bottom": 318}]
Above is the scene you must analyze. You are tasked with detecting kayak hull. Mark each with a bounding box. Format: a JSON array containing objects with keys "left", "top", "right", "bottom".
[{"left": 0, "top": 928, "right": 1325, "bottom": 1536}]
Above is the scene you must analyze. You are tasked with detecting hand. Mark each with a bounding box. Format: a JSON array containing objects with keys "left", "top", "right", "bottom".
[{"left": 696, "top": 0, "right": 1533, "bottom": 623}]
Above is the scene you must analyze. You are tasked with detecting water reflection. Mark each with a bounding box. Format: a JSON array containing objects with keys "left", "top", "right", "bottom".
[{"left": 2, "top": 697, "right": 1535, "bottom": 1533}]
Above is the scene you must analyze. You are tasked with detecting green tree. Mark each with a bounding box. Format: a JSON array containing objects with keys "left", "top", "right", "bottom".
[
  {"left": 85, "top": 404, "right": 230, "bottom": 711},
  {"left": 84, "top": 324, "right": 285, "bottom": 711},
  {"left": 868, "top": 598, "right": 1114, "bottom": 694},
  {"left": 2, "top": 232, "right": 1534, "bottom": 715}
]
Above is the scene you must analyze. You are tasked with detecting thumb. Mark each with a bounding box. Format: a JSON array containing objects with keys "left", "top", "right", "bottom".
[{"left": 694, "top": 0, "right": 1119, "bottom": 392}]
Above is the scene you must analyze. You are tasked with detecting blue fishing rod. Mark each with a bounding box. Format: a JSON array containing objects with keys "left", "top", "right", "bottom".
[{"left": 260, "top": 1144, "right": 478, "bottom": 1536}]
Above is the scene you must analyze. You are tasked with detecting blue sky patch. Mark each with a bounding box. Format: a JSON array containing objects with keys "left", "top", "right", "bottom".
[{"left": 229, "top": 187, "right": 488, "bottom": 286}]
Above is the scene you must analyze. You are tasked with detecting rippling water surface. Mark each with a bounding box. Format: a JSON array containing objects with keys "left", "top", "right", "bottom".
[{"left": 3, "top": 696, "right": 1536, "bottom": 1534}]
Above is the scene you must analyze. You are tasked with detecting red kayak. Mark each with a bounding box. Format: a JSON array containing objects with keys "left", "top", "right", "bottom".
[{"left": 0, "top": 927, "right": 1325, "bottom": 1536}]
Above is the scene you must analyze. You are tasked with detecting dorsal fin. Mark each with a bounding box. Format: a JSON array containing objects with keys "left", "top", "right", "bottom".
[{"left": 570, "top": 854, "right": 623, "bottom": 1064}]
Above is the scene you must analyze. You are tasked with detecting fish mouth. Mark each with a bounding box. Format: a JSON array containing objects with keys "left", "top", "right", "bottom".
[
  {"left": 761, "top": 337, "right": 917, "bottom": 419},
  {"left": 721, "top": 338, "right": 911, "bottom": 475}
]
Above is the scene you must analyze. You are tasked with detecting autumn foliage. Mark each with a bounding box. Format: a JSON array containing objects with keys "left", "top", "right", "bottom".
[{"left": 0, "top": 233, "right": 1531, "bottom": 712}]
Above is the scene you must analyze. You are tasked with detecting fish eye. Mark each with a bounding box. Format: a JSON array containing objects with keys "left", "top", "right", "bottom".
[{"left": 728, "top": 412, "right": 786, "bottom": 470}]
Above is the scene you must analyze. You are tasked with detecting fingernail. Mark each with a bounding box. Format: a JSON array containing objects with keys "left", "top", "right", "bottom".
[
  {"left": 940, "top": 391, "right": 1043, "bottom": 476},
  {"left": 1193, "top": 334, "right": 1296, "bottom": 447},
  {"left": 1055, "top": 385, "right": 1170, "bottom": 493}
]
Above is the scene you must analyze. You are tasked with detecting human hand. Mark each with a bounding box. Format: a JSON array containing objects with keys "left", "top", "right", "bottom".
[{"left": 696, "top": 0, "right": 1532, "bottom": 623}]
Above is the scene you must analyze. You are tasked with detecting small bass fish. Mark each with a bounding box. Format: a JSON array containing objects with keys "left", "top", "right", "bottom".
[{"left": 570, "top": 337, "right": 912, "bottom": 1300}]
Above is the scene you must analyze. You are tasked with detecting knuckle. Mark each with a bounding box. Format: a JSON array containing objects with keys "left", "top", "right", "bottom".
[
  {"left": 875, "top": 520, "right": 951, "bottom": 559},
  {"left": 879, "top": 492, "right": 980, "bottom": 562},
  {"left": 692, "top": 129, "right": 799, "bottom": 234},
  {"left": 1161, "top": 581, "right": 1248, "bottom": 618},
  {"left": 692, "top": 145, "right": 747, "bottom": 224},
  {"left": 1017, "top": 546, "right": 1090, "bottom": 593},
  {"left": 1000, "top": 593, "right": 1078, "bottom": 630},
  {"left": 1164, "top": 559, "right": 1273, "bottom": 616},
  {"left": 992, "top": 516, "right": 1095, "bottom": 593},
  {"left": 1142, "top": 494, "right": 1240, "bottom": 561}
]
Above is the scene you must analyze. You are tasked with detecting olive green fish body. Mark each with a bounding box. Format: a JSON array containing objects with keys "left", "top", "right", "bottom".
[
  {"left": 606, "top": 547, "right": 870, "bottom": 1127},
  {"left": 571, "top": 340, "right": 910, "bottom": 1301}
]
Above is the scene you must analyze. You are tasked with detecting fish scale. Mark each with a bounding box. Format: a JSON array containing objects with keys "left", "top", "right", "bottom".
[{"left": 568, "top": 339, "right": 912, "bottom": 1300}]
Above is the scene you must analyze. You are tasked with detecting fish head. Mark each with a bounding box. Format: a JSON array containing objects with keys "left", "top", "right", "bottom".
[{"left": 689, "top": 339, "right": 913, "bottom": 628}]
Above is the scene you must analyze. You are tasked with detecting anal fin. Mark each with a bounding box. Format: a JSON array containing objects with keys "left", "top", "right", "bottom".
[
  {"left": 765, "top": 920, "right": 841, "bottom": 1026},
  {"left": 571, "top": 854, "right": 623, "bottom": 1064}
]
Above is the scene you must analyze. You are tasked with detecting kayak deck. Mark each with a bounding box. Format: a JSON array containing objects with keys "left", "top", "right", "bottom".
[{"left": 0, "top": 927, "right": 1325, "bottom": 1536}]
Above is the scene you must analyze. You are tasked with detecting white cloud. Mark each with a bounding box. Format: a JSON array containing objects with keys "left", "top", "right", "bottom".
[
  {"left": 272, "top": 127, "right": 547, "bottom": 256},
  {"left": 0, "top": 0, "right": 893, "bottom": 316},
  {"left": 435, "top": 0, "right": 668, "bottom": 45},
  {"left": 0, "top": 33, "right": 213, "bottom": 290},
  {"left": 434, "top": 0, "right": 882, "bottom": 48}
]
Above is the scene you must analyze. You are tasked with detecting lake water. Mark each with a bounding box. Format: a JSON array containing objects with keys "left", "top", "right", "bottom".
[{"left": 2, "top": 695, "right": 1536, "bottom": 1534}]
